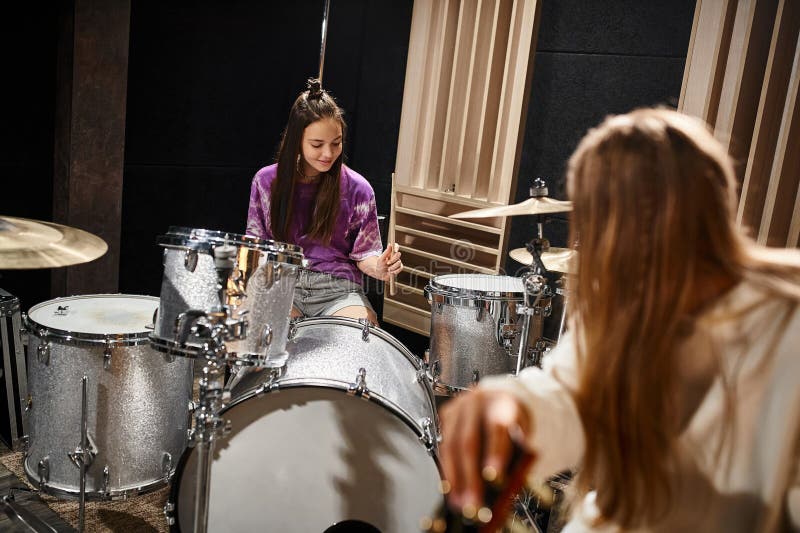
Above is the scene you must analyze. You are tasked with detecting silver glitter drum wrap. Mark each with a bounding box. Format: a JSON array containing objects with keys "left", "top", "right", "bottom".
[
  {"left": 151, "top": 227, "right": 303, "bottom": 367},
  {"left": 425, "top": 274, "right": 548, "bottom": 394},
  {"left": 24, "top": 295, "right": 193, "bottom": 499},
  {"left": 170, "top": 317, "right": 442, "bottom": 532}
]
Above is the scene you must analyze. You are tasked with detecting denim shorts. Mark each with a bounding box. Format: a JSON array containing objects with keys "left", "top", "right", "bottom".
[{"left": 293, "top": 269, "right": 374, "bottom": 317}]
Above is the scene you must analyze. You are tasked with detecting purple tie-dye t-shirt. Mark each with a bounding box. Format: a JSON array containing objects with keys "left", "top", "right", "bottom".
[{"left": 246, "top": 164, "right": 383, "bottom": 283}]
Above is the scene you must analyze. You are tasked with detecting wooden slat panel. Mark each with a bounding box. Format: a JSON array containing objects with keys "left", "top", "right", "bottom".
[
  {"left": 738, "top": 0, "right": 800, "bottom": 236},
  {"left": 439, "top": 0, "right": 479, "bottom": 195},
  {"left": 395, "top": 206, "right": 503, "bottom": 235},
  {"left": 714, "top": 0, "right": 779, "bottom": 180},
  {"left": 383, "top": 299, "right": 431, "bottom": 337},
  {"left": 458, "top": 0, "right": 498, "bottom": 198},
  {"left": 679, "top": 0, "right": 737, "bottom": 125},
  {"left": 490, "top": 0, "right": 540, "bottom": 203},
  {"left": 397, "top": 245, "right": 496, "bottom": 274},
  {"left": 394, "top": 0, "right": 437, "bottom": 189},
  {"left": 474, "top": 0, "right": 514, "bottom": 201},
  {"left": 759, "top": 33, "right": 800, "bottom": 245},
  {"left": 395, "top": 225, "right": 499, "bottom": 255},
  {"left": 424, "top": 0, "right": 460, "bottom": 191}
]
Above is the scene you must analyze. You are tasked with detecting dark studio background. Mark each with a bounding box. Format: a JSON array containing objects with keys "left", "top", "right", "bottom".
[{"left": 0, "top": 0, "right": 694, "bottom": 356}]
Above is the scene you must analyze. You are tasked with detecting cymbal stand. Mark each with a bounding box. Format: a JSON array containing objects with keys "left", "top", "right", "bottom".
[
  {"left": 173, "top": 245, "right": 248, "bottom": 533},
  {"left": 514, "top": 273, "right": 551, "bottom": 374}
]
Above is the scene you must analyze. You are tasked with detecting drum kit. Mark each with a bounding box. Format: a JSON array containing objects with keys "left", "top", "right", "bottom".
[{"left": 0, "top": 180, "right": 573, "bottom": 533}]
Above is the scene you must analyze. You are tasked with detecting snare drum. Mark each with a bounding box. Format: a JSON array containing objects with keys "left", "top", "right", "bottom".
[
  {"left": 24, "top": 294, "right": 193, "bottom": 499},
  {"left": 168, "top": 317, "right": 442, "bottom": 532},
  {"left": 150, "top": 227, "right": 304, "bottom": 367},
  {"left": 425, "top": 274, "right": 551, "bottom": 394}
]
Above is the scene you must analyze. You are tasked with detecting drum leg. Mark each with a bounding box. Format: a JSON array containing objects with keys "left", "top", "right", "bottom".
[{"left": 67, "top": 376, "right": 95, "bottom": 533}]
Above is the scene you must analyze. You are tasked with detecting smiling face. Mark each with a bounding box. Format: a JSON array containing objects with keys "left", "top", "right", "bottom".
[{"left": 300, "top": 118, "right": 343, "bottom": 176}]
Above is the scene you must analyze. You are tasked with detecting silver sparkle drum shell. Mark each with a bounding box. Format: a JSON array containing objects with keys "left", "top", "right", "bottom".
[
  {"left": 169, "top": 317, "right": 442, "bottom": 533},
  {"left": 24, "top": 294, "right": 193, "bottom": 499},
  {"left": 151, "top": 227, "right": 304, "bottom": 368},
  {"left": 425, "top": 274, "right": 549, "bottom": 394}
]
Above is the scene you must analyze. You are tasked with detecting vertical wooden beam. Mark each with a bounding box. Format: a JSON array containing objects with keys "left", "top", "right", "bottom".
[
  {"left": 51, "top": 0, "right": 130, "bottom": 296},
  {"left": 714, "top": 0, "right": 778, "bottom": 181},
  {"left": 759, "top": 35, "right": 800, "bottom": 245},
  {"left": 738, "top": 0, "right": 799, "bottom": 236},
  {"left": 678, "top": 0, "right": 737, "bottom": 125}
]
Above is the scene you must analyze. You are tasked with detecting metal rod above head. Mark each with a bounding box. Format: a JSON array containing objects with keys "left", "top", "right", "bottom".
[{"left": 318, "top": 0, "right": 331, "bottom": 83}]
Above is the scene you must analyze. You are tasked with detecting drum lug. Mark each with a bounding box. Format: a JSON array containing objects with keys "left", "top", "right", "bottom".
[
  {"left": 358, "top": 318, "right": 371, "bottom": 341},
  {"left": 496, "top": 319, "right": 518, "bottom": 351},
  {"left": 184, "top": 249, "right": 199, "bottom": 272},
  {"left": 288, "top": 319, "right": 299, "bottom": 340},
  {"left": 36, "top": 341, "right": 50, "bottom": 365},
  {"left": 258, "top": 324, "right": 273, "bottom": 351},
  {"left": 103, "top": 344, "right": 113, "bottom": 370},
  {"left": 162, "top": 452, "right": 173, "bottom": 480},
  {"left": 347, "top": 367, "right": 369, "bottom": 398},
  {"left": 420, "top": 417, "right": 437, "bottom": 450},
  {"left": 472, "top": 369, "right": 480, "bottom": 384},
  {"left": 20, "top": 435, "right": 29, "bottom": 452},
  {"left": 101, "top": 465, "right": 110, "bottom": 496},
  {"left": 24, "top": 395, "right": 32, "bottom": 412},
  {"left": 37, "top": 456, "right": 49, "bottom": 488},
  {"left": 164, "top": 501, "right": 176, "bottom": 525}
]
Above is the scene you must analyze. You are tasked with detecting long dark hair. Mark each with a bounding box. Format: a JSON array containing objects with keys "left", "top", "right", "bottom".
[{"left": 271, "top": 78, "right": 345, "bottom": 245}]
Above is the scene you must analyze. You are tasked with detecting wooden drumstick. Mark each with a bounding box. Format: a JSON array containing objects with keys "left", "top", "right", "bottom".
[{"left": 389, "top": 242, "right": 399, "bottom": 296}]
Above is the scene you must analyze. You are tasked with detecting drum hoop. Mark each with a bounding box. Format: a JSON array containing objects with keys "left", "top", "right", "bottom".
[
  {"left": 426, "top": 276, "right": 523, "bottom": 302},
  {"left": 23, "top": 460, "right": 170, "bottom": 501},
  {"left": 25, "top": 294, "right": 157, "bottom": 346},
  {"left": 424, "top": 285, "right": 522, "bottom": 307},
  {"left": 158, "top": 227, "right": 304, "bottom": 266}
]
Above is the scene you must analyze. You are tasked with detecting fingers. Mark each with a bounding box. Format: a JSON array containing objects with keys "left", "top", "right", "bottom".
[
  {"left": 380, "top": 243, "right": 403, "bottom": 280},
  {"left": 439, "top": 394, "right": 480, "bottom": 510},
  {"left": 439, "top": 390, "right": 532, "bottom": 516},
  {"left": 481, "top": 394, "right": 520, "bottom": 486}
]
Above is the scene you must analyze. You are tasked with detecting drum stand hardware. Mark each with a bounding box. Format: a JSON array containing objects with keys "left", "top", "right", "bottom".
[
  {"left": 0, "top": 492, "right": 58, "bottom": 533},
  {"left": 171, "top": 244, "right": 252, "bottom": 533},
  {"left": 514, "top": 274, "right": 552, "bottom": 374},
  {"left": 68, "top": 376, "right": 96, "bottom": 532}
]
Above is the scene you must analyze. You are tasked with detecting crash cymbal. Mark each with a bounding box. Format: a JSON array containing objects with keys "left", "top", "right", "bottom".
[
  {"left": 450, "top": 197, "right": 572, "bottom": 219},
  {"left": 509, "top": 246, "right": 576, "bottom": 274},
  {"left": 0, "top": 216, "right": 108, "bottom": 269}
]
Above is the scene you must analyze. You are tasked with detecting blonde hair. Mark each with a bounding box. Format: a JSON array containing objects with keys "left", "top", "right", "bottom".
[{"left": 566, "top": 108, "right": 800, "bottom": 526}]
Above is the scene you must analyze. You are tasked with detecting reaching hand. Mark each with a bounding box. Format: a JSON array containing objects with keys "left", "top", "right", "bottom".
[
  {"left": 376, "top": 242, "right": 402, "bottom": 281},
  {"left": 438, "top": 388, "right": 533, "bottom": 513}
]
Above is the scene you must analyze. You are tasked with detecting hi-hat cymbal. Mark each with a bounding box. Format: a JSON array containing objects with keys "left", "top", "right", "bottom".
[
  {"left": 509, "top": 246, "right": 576, "bottom": 274},
  {"left": 450, "top": 197, "right": 572, "bottom": 219},
  {"left": 0, "top": 216, "right": 108, "bottom": 269}
]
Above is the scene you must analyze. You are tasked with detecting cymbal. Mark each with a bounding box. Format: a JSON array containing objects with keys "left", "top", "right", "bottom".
[
  {"left": 0, "top": 216, "right": 108, "bottom": 269},
  {"left": 509, "top": 246, "right": 576, "bottom": 274},
  {"left": 450, "top": 196, "right": 572, "bottom": 219}
]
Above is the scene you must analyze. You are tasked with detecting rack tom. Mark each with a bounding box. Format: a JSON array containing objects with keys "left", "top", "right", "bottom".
[
  {"left": 425, "top": 274, "right": 551, "bottom": 395},
  {"left": 150, "top": 227, "right": 304, "bottom": 368}
]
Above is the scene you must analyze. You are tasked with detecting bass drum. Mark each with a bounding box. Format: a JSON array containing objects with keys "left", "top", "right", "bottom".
[{"left": 169, "top": 317, "right": 443, "bottom": 532}]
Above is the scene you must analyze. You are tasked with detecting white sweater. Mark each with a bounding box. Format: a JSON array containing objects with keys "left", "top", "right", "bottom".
[{"left": 481, "top": 280, "right": 800, "bottom": 532}]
